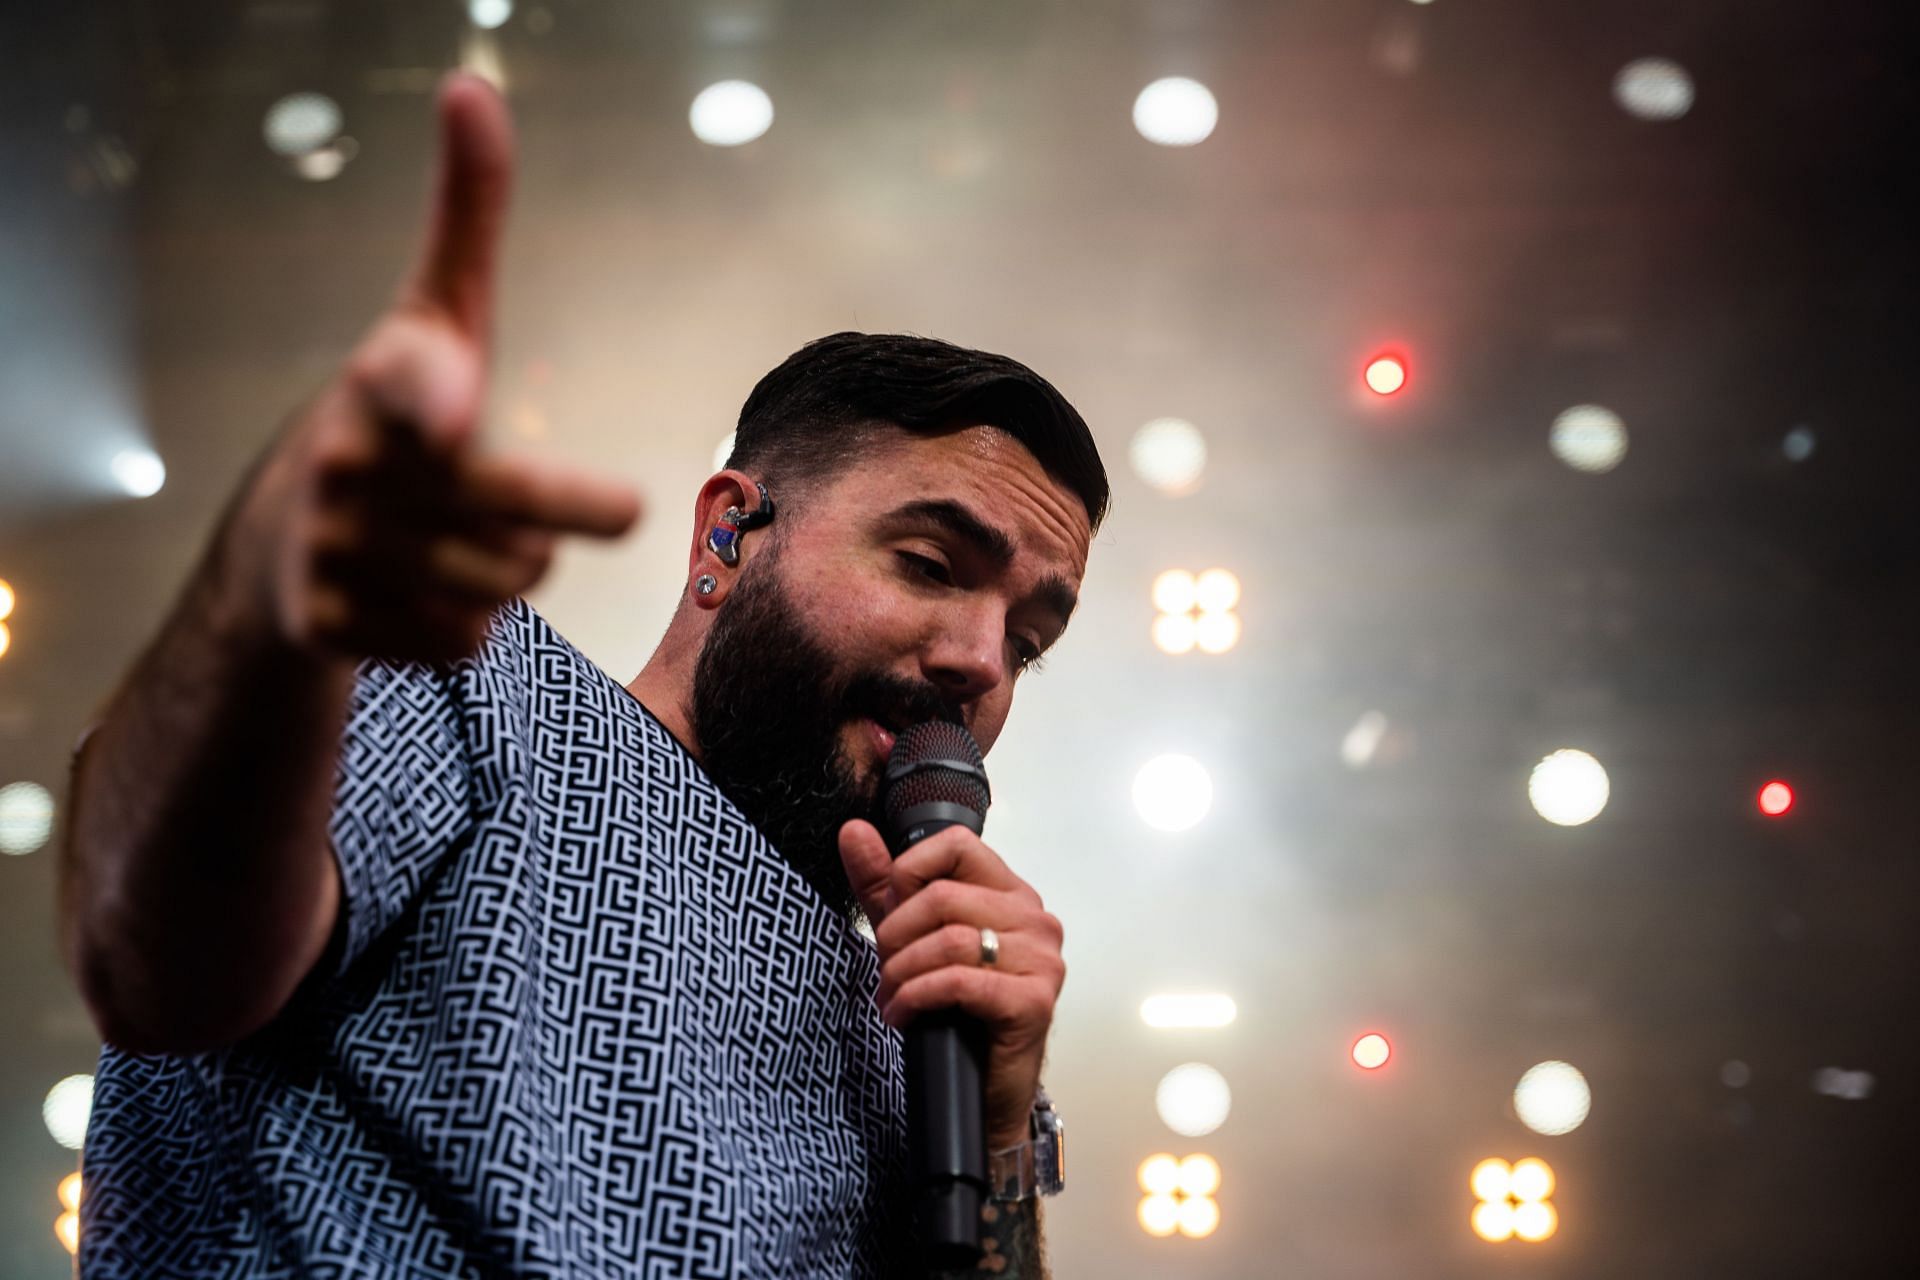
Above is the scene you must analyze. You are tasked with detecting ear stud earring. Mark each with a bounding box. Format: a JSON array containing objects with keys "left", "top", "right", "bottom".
[{"left": 694, "top": 574, "right": 718, "bottom": 596}]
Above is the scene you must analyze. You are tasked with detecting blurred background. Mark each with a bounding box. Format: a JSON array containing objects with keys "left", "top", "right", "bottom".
[{"left": 5, "top": 1, "right": 1920, "bottom": 1275}]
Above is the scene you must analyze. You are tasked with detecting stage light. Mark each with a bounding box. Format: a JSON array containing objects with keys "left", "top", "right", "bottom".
[
  {"left": 1514, "top": 1200, "right": 1558, "bottom": 1242},
  {"left": 1176, "top": 1193, "right": 1221, "bottom": 1238},
  {"left": 1152, "top": 612, "right": 1198, "bottom": 655},
  {"left": 1139, "top": 1153, "right": 1180, "bottom": 1195},
  {"left": 1140, "top": 993, "right": 1238, "bottom": 1029},
  {"left": 1783, "top": 426, "right": 1816, "bottom": 462},
  {"left": 111, "top": 447, "right": 165, "bottom": 498},
  {"left": 1177, "top": 1154, "right": 1221, "bottom": 1197},
  {"left": 43, "top": 1075, "right": 94, "bottom": 1150},
  {"left": 1341, "top": 710, "right": 1389, "bottom": 768},
  {"left": 1514, "top": 1060, "right": 1591, "bottom": 1135},
  {"left": 1364, "top": 355, "right": 1407, "bottom": 396},
  {"left": 1152, "top": 570, "right": 1198, "bottom": 615},
  {"left": 1193, "top": 611, "right": 1241, "bottom": 655},
  {"left": 1193, "top": 568, "right": 1240, "bottom": 614},
  {"left": 1138, "top": 1192, "right": 1180, "bottom": 1236},
  {"left": 0, "top": 577, "right": 13, "bottom": 619},
  {"left": 263, "top": 92, "right": 343, "bottom": 157},
  {"left": 58, "top": 1172, "right": 81, "bottom": 1212},
  {"left": 1133, "top": 754, "right": 1213, "bottom": 831},
  {"left": 1132, "top": 77, "right": 1218, "bottom": 147},
  {"left": 1472, "top": 1156, "right": 1557, "bottom": 1244},
  {"left": 1528, "top": 748, "right": 1609, "bottom": 826},
  {"left": 0, "top": 781, "right": 55, "bottom": 855},
  {"left": 1471, "top": 1199, "right": 1514, "bottom": 1242},
  {"left": 469, "top": 0, "right": 512, "bottom": 29},
  {"left": 1470, "top": 1158, "right": 1512, "bottom": 1203},
  {"left": 712, "top": 431, "right": 736, "bottom": 472},
  {"left": 1759, "top": 780, "right": 1794, "bottom": 817},
  {"left": 1614, "top": 57, "right": 1694, "bottom": 121},
  {"left": 0, "top": 623, "right": 9, "bottom": 660},
  {"left": 56, "top": 1209, "right": 79, "bottom": 1255},
  {"left": 1130, "top": 418, "right": 1208, "bottom": 495},
  {"left": 1156, "top": 1063, "right": 1231, "bottom": 1136},
  {"left": 1549, "top": 404, "right": 1629, "bottom": 473},
  {"left": 690, "top": 80, "right": 774, "bottom": 147},
  {"left": 294, "top": 137, "right": 358, "bottom": 182},
  {"left": 1352, "top": 1033, "right": 1391, "bottom": 1070}
]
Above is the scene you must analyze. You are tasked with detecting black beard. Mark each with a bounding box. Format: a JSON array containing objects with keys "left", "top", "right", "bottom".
[{"left": 689, "top": 547, "right": 963, "bottom": 917}]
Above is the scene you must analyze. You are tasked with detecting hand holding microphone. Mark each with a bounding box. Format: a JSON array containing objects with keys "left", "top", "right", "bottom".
[{"left": 839, "top": 721, "right": 1068, "bottom": 1265}]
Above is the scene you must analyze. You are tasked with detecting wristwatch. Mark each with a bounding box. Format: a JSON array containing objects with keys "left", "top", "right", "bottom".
[{"left": 987, "top": 1087, "right": 1066, "bottom": 1202}]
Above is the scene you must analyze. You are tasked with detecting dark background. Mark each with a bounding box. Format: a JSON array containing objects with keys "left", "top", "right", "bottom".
[{"left": 3, "top": 1, "right": 1918, "bottom": 1275}]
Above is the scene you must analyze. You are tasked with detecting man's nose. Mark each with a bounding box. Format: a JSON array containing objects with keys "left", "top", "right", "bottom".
[{"left": 921, "top": 610, "right": 1006, "bottom": 704}]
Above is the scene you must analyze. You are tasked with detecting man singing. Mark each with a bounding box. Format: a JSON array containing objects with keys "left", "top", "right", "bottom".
[{"left": 60, "top": 74, "right": 1105, "bottom": 1278}]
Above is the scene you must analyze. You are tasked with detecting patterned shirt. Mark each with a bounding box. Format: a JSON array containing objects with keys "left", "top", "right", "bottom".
[{"left": 79, "top": 598, "right": 911, "bottom": 1278}]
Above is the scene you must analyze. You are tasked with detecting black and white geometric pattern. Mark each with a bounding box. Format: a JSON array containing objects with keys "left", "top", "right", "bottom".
[{"left": 80, "top": 598, "right": 911, "bottom": 1278}]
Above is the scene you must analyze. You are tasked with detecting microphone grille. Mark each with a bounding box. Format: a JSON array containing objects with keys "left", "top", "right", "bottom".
[{"left": 881, "top": 720, "right": 990, "bottom": 826}]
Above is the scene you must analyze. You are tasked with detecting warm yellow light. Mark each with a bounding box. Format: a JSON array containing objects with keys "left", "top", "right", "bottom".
[
  {"left": 1513, "top": 1199, "right": 1558, "bottom": 1242},
  {"left": 1152, "top": 569, "right": 1198, "bottom": 615},
  {"left": 1139, "top": 1154, "right": 1180, "bottom": 1195},
  {"left": 1469, "top": 1158, "right": 1512, "bottom": 1203},
  {"left": 1365, "top": 356, "right": 1408, "bottom": 395},
  {"left": 1139, "top": 992, "right": 1238, "bottom": 1029},
  {"left": 1193, "top": 611, "right": 1241, "bottom": 654},
  {"left": 0, "top": 621, "right": 10, "bottom": 659},
  {"left": 1176, "top": 1154, "right": 1221, "bottom": 1197},
  {"left": 1351, "top": 1032, "right": 1391, "bottom": 1070},
  {"left": 58, "top": 1171, "right": 82, "bottom": 1212},
  {"left": 0, "top": 578, "right": 14, "bottom": 621},
  {"left": 1152, "top": 612, "right": 1198, "bottom": 654},
  {"left": 1509, "top": 1157, "right": 1554, "bottom": 1203},
  {"left": 56, "top": 1209, "right": 79, "bottom": 1254},
  {"left": 1471, "top": 1199, "right": 1515, "bottom": 1242},
  {"left": 1175, "top": 1194, "right": 1220, "bottom": 1238},
  {"left": 1193, "top": 568, "right": 1240, "bottom": 613},
  {"left": 1138, "top": 1192, "right": 1180, "bottom": 1237}
]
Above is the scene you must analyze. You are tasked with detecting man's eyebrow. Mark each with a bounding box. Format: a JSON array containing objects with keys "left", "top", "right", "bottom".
[{"left": 885, "top": 498, "right": 1080, "bottom": 628}]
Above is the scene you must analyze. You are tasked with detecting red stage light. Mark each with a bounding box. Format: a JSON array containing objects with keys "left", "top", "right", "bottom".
[
  {"left": 1364, "top": 355, "right": 1408, "bottom": 396},
  {"left": 1759, "top": 781, "right": 1794, "bottom": 817},
  {"left": 1352, "top": 1032, "right": 1391, "bottom": 1070}
]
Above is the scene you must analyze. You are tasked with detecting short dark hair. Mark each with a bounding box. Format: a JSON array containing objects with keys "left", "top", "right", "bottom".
[{"left": 726, "top": 332, "right": 1109, "bottom": 533}]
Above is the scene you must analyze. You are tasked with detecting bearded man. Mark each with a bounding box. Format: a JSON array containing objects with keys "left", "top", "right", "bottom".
[{"left": 60, "top": 75, "right": 1104, "bottom": 1278}]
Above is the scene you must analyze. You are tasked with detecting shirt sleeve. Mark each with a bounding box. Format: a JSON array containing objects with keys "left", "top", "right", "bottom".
[{"left": 324, "top": 654, "right": 478, "bottom": 977}]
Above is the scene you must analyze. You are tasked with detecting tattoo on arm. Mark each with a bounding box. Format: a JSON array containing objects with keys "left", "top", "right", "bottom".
[{"left": 938, "top": 1200, "right": 1046, "bottom": 1279}]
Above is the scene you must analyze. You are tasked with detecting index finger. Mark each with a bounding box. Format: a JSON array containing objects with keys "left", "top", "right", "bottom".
[
  {"left": 454, "top": 451, "right": 642, "bottom": 538},
  {"left": 889, "top": 826, "right": 1029, "bottom": 904},
  {"left": 405, "top": 72, "right": 514, "bottom": 340}
]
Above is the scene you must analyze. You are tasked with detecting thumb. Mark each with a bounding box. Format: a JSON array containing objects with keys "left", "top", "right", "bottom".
[
  {"left": 838, "top": 820, "right": 897, "bottom": 925},
  {"left": 405, "top": 71, "right": 514, "bottom": 341}
]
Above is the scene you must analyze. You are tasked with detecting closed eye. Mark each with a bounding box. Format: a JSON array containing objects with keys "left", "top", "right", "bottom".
[{"left": 896, "top": 550, "right": 954, "bottom": 586}]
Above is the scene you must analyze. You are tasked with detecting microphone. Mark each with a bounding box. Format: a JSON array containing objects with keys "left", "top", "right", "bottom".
[{"left": 879, "top": 720, "right": 993, "bottom": 1271}]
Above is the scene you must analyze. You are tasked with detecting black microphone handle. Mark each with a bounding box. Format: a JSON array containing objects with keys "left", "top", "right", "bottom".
[{"left": 892, "top": 814, "right": 990, "bottom": 1272}]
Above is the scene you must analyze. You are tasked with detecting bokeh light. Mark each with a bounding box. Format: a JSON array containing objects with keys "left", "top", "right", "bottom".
[
  {"left": 469, "top": 0, "right": 513, "bottom": 29},
  {"left": 0, "top": 622, "right": 11, "bottom": 659},
  {"left": 1140, "top": 993, "right": 1238, "bottom": 1029},
  {"left": 1513, "top": 1060, "right": 1591, "bottom": 1135},
  {"left": 1472, "top": 1199, "right": 1516, "bottom": 1242},
  {"left": 1364, "top": 355, "right": 1407, "bottom": 396},
  {"left": 1759, "top": 780, "right": 1794, "bottom": 817},
  {"left": 1193, "top": 569, "right": 1240, "bottom": 613},
  {"left": 1133, "top": 754, "right": 1214, "bottom": 832},
  {"left": 1152, "top": 612, "right": 1198, "bottom": 655},
  {"left": 1176, "top": 1154, "right": 1221, "bottom": 1197},
  {"left": 1138, "top": 1153, "right": 1181, "bottom": 1195},
  {"left": 1153, "top": 569, "right": 1199, "bottom": 615},
  {"left": 690, "top": 80, "right": 774, "bottom": 146},
  {"left": 58, "top": 1171, "right": 81, "bottom": 1212},
  {"left": 1193, "top": 611, "right": 1241, "bottom": 655},
  {"left": 1528, "top": 748, "right": 1609, "bottom": 826},
  {"left": 1352, "top": 1033, "right": 1391, "bottom": 1070},
  {"left": 263, "top": 92, "right": 342, "bottom": 156},
  {"left": 1132, "top": 77, "right": 1218, "bottom": 147},
  {"left": 43, "top": 1074, "right": 95, "bottom": 1150},
  {"left": 1138, "top": 1191, "right": 1180, "bottom": 1236},
  {"left": 1155, "top": 1063, "right": 1231, "bottom": 1136},
  {"left": 1176, "top": 1193, "right": 1221, "bottom": 1238},
  {"left": 1341, "top": 710, "right": 1389, "bottom": 768},
  {"left": 0, "top": 781, "right": 55, "bottom": 855},
  {"left": 111, "top": 447, "right": 166, "bottom": 498},
  {"left": 1470, "top": 1158, "right": 1512, "bottom": 1203},
  {"left": 1130, "top": 418, "right": 1208, "bottom": 494},
  {"left": 1514, "top": 1199, "right": 1559, "bottom": 1242},
  {"left": 1783, "top": 425, "right": 1817, "bottom": 462},
  {"left": 1510, "top": 1157, "right": 1555, "bottom": 1203},
  {"left": 1614, "top": 57, "right": 1695, "bottom": 121},
  {"left": 1550, "top": 404, "right": 1629, "bottom": 473},
  {"left": 0, "top": 577, "right": 14, "bottom": 620}
]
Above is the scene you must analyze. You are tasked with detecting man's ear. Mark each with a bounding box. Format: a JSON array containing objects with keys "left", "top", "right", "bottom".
[{"left": 684, "top": 469, "right": 772, "bottom": 607}]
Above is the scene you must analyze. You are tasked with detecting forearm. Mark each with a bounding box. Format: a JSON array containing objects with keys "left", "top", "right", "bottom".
[
  {"left": 61, "top": 491, "right": 353, "bottom": 1054},
  {"left": 939, "top": 1200, "right": 1046, "bottom": 1279}
]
